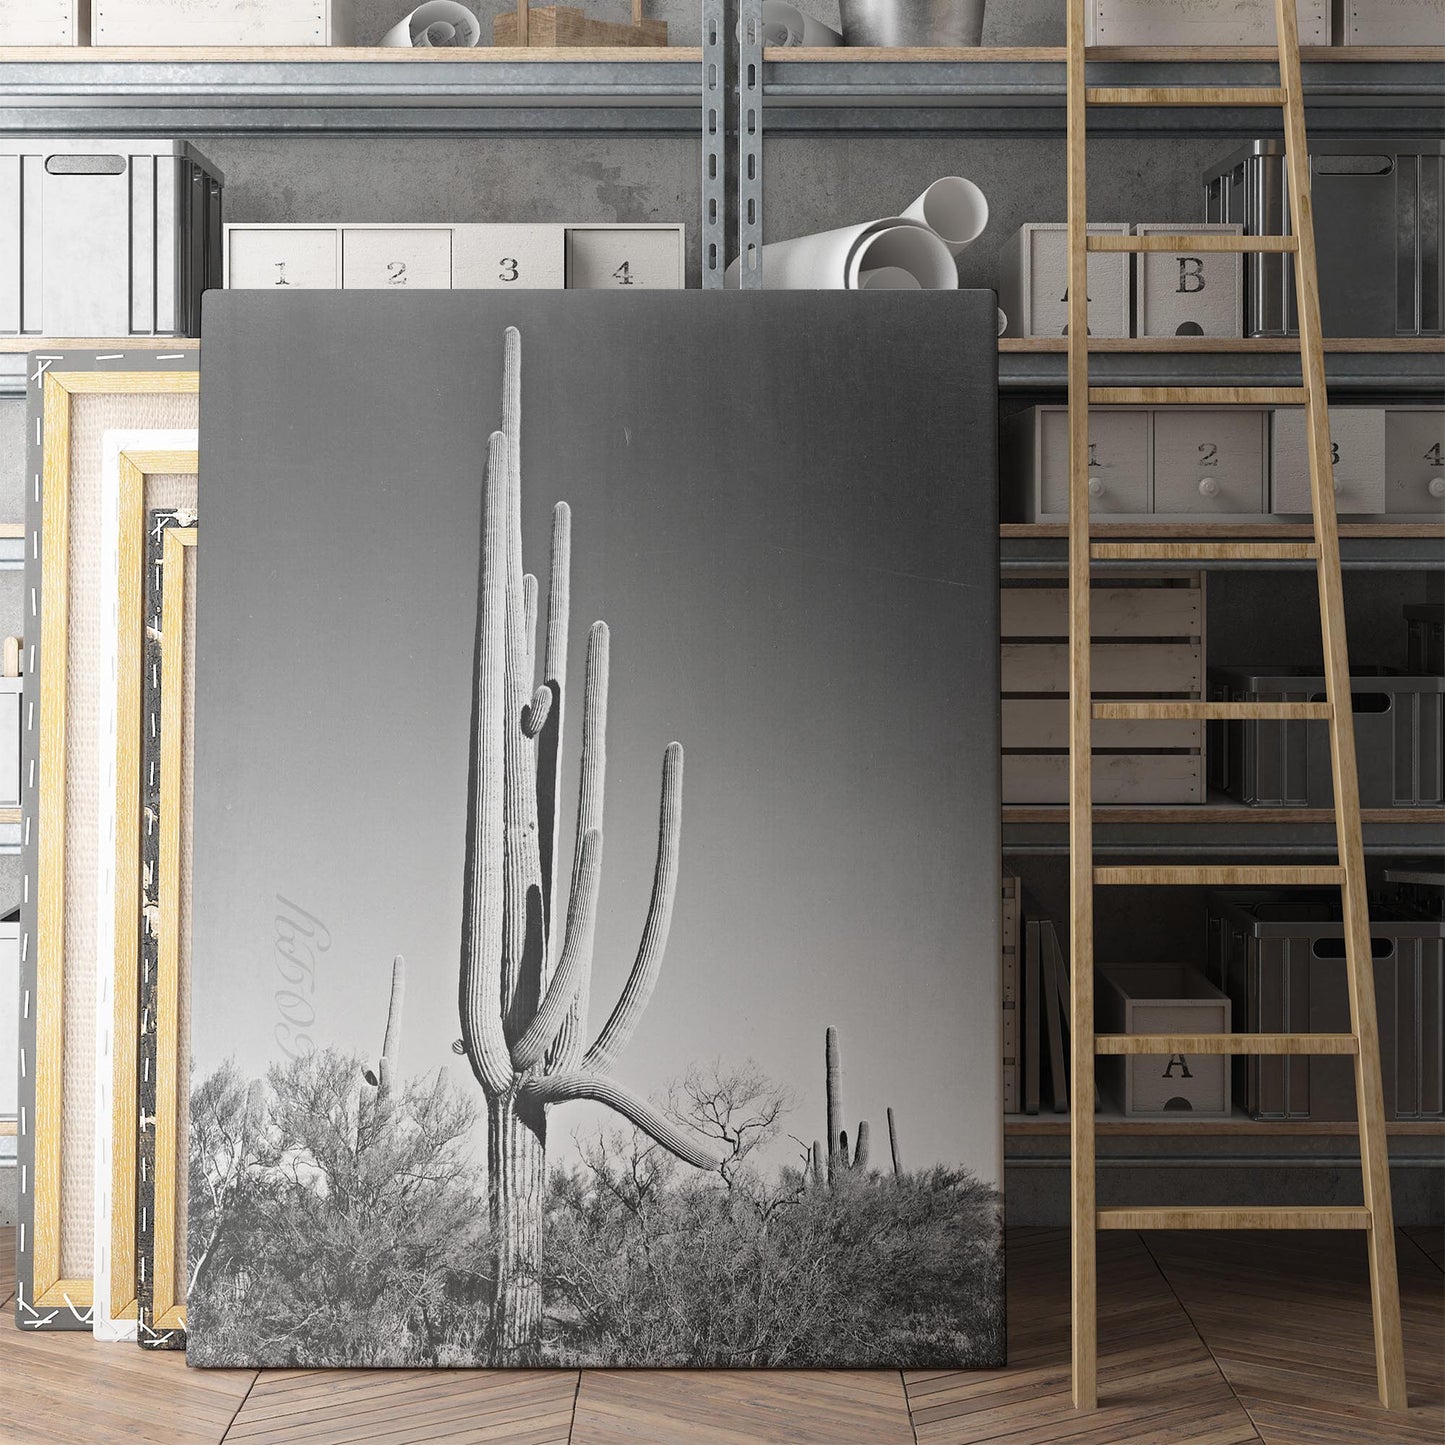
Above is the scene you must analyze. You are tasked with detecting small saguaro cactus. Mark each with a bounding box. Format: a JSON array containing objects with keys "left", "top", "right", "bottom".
[
  {"left": 824, "top": 1026, "right": 872, "bottom": 1181},
  {"left": 887, "top": 1105, "right": 902, "bottom": 1177},
  {"left": 361, "top": 954, "right": 406, "bottom": 1105},
  {"left": 455, "top": 327, "right": 721, "bottom": 1359}
]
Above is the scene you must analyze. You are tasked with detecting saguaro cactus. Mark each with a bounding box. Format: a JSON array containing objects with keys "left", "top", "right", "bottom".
[
  {"left": 824, "top": 1026, "right": 872, "bottom": 1180},
  {"left": 361, "top": 954, "right": 406, "bottom": 1106},
  {"left": 887, "top": 1105, "right": 902, "bottom": 1177},
  {"left": 456, "top": 327, "right": 720, "bottom": 1359}
]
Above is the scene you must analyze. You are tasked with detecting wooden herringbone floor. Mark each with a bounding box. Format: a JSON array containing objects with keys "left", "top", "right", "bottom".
[{"left": 2, "top": 1225, "right": 1441, "bottom": 1444}]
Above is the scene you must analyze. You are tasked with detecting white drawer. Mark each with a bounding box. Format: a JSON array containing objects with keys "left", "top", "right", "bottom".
[
  {"left": 998, "top": 223, "right": 1130, "bottom": 339},
  {"left": 1333, "top": 0, "right": 1444, "bottom": 44},
  {"left": 1089, "top": 0, "right": 1329, "bottom": 44},
  {"left": 565, "top": 226, "right": 684, "bottom": 290},
  {"left": 1134, "top": 223, "right": 1243, "bottom": 339},
  {"left": 93, "top": 0, "right": 353, "bottom": 45},
  {"left": 1271, "top": 407, "right": 1386, "bottom": 516},
  {"left": 0, "top": 0, "right": 85, "bottom": 42},
  {"left": 1152, "top": 409, "right": 1266, "bottom": 515},
  {"left": 227, "top": 227, "right": 339, "bottom": 290},
  {"left": 452, "top": 224, "right": 565, "bottom": 290},
  {"left": 1038, "top": 407, "right": 1149, "bottom": 517},
  {"left": 342, "top": 227, "right": 452, "bottom": 290},
  {"left": 1384, "top": 407, "right": 1445, "bottom": 514}
]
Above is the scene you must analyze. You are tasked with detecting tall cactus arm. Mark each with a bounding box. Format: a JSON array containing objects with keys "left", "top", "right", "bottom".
[
  {"left": 458, "top": 430, "right": 514, "bottom": 1097},
  {"left": 887, "top": 1107, "right": 902, "bottom": 1176},
  {"left": 511, "top": 828, "right": 601, "bottom": 1072},
  {"left": 523, "top": 1070, "right": 723, "bottom": 1172},
  {"left": 580, "top": 742, "right": 684, "bottom": 1077},
  {"left": 521, "top": 685, "right": 552, "bottom": 740},
  {"left": 852, "top": 1120, "right": 870, "bottom": 1170},
  {"left": 549, "top": 622, "right": 609, "bottom": 1071},
  {"left": 522, "top": 573, "right": 538, "bottom": 682},
  {"left": 378, "top": 954, "right": 406, "bottom": 1101},
  {"left": 825, "top": 1026, "right": 843, "bottom": 1178},
  {"left": 537, "top": 502, "right": 571, "bottom": 949}
]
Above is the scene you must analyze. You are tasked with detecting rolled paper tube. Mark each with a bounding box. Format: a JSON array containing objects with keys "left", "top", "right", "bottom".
[
  {"left": 901, "top": 176, "right": 989, "bottom": 255},
  {"left": 725, "top": 218, "right": 957, "bottom": 290},
  {"left": 761, "top": 1, "right": 845, "bottom": 45},
  {"left": 381, "top": 1, "right": 482, "bottom": 46},
  {"left": 858, "top": 266, "right": 922, "bottom": 289},
  {"left": 998, "top": 307, "right": 1008, "bottom": 336}
]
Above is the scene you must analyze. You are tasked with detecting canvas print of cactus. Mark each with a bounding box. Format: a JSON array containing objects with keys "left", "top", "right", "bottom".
[{"left": 187, "top": 291, "right": 1003, "bottom": 1369}]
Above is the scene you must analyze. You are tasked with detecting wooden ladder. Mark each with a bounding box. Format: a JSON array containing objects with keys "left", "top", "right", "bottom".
[{"left": 1064, "top": 0, "right": 1408, "bottom": 1413}]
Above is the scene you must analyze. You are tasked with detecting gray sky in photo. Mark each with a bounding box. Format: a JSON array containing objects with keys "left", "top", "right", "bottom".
[{"left": 192, "top": 290, "right": 1001, "bottom": 1187}]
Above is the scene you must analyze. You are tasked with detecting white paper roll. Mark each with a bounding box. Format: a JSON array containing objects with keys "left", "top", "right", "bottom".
[
  {"left": 858, "top": 266, "right": 922, "bottom": 289},
  {"left": 997, "top": 307, "right": 1008, "bottom": 336},
  {"left": 901, "top": 176, "right": 989, "bottom": 256},
  {"left": 761, "top": 1, "right": 844, "bottom": 45},
  {"left": 382, "top": 1, "right": 482, "bottom": 47},
  {"left": 725, "top": 217, "right": 957, "bottom": 291}
]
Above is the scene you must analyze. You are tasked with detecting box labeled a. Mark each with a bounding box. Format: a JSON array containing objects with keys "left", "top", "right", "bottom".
[{"left": 1135, "top": 223, "right": 1243, "bottom": 338}]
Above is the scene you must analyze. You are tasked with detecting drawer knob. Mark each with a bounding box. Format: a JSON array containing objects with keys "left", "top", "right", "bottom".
[
  {"left": 1429, "top": 477, "right": 1445, "bottom": 500},
  {"left": 1197, "top": 477, "right": 1219, "bottom": 498},
  {"left": 1087, "top": 474, "right": 1105, "bottom": 498}
]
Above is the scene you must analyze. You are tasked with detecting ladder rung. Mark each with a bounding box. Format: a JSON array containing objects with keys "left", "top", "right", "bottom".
[
  {"left": 1088, "top": 387, "right": 1309, "bottom": 405},
  {"left": 1086, "top": 86, "right": 1287, "bottom": 107},
  {"left": 1087, "top": 234, "right": 1297, "bottom": 253},
  {"left": 1090, "top": 541, "right": 1321, "bottom": 562},
  {"left": 1095, "top": 1033, "right": 1358, "bottom": 1057},
  {"left": 1093, "top": 701, "right": 1331, "bottom": 721},
  {"left": 1094, "top": 866, "right": 1345, "bottom": 886},
  {"left": 1097, "top": 1206, "right": 1370, "bottom": 1231}
]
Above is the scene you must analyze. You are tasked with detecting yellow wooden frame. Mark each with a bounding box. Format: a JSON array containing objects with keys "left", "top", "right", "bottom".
[
  {"left": 104, "top": 449, "right": 198, "bottom": 1326},
  {"left": 153, "top": 524, "right": 197, "bottom": 1332},
  {"left": 30, "top": 369, "right": 198, "bottom": 1314}
]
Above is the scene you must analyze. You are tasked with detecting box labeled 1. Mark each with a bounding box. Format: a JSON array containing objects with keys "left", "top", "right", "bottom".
[
  {"left": 565, "top": 225, "right": 684, "bottom": 290},
  {"left": 226, "top": 226, "right": 340, "bottom": 290},
  {"left": 1134, "top": 222, "right": 1243, "bottom": 338},
  {"left": 1271, "top": 407, "right": 1386, "bottom": 516},
  {"left": 452, "top": 225, "right": 565, "bottom": 290}
]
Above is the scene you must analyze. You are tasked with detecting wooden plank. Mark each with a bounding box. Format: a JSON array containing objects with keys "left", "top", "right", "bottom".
[
  {"left": 1089, "top": 386, "right": 1309, "bottom": 404},
  {"left": 1006, "top": 1115, "right": 1445, "bottom": 1136},
  {"left": 1006, "top": 697, "right": 1201, "bottom": 749},
  {"left": 1095, "top": 865, "right": 1344, "bottom": 885},
  {"left": 1087, "top": 85, "right": 1286, "bottom": 104},
  {"left": 1001, "top": 584, "right": 1201, "bottom": 638},
  {"left": 1275, "top": 0, "right": 1407, "bottom": 1410},
  {"left": 0, "top": 44, "right": 695, "bottom": 60},
  {"left": 1099, "top": 1206, "right": 1370, "bottom": 1230},
  {"left": 1089, "top": 540, "right": 1322, "bottom": 560},
  {"left": 1087, "top": 234, "right": 1296, "bottom": 252},
  {"left": 1094, "top": 700, "right": 1330, "bottom": 720},
  {"left": 998, "top": 337, "right": 1445, "bottom": 352},
  {"left": 1003, "top": 753, "right": 1202, "bottom": 806},
  {"left": 1002, "top": 804, "right": 1444, "bottom": 824},
  {"left": 1003, "top": 641, "right": 1201, "bottom": 693},
  {"left": 1095, "top": 1033, "right": 1359, "bottom": 1056}
]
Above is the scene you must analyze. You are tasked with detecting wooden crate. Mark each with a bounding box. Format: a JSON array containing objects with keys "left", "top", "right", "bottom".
[
  {"left": 494, "top": 1, "right": 667, "bottom": 45},
  {"left": 1002, "top": 573, "right": 1206, "bottom": 806}
]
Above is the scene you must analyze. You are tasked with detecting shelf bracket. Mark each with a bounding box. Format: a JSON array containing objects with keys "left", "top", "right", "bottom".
[
  {"left": 737, "top": 0, "right": 763, "bottom": 289},
  {"left": 701, "top": 0, "right": 726, "bottom": 288}
]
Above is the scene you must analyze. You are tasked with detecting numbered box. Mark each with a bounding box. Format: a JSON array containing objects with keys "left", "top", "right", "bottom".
[
  {"left": 1005, "top": 406, "right": 1150, "bottom": 520},
  {"left": 0, "top": 0, "right": 86, "bottom": 42},
  {"left": 1088, "top": 0, "right": 1327, "bottom": 43},
  {"left": 1384, "top": 407, "right": 1445, "bottom": 514},
  {"left": 1332, "top": 0, "right": 1444, "bottom": 43},
  {"left": 1153, "top": 409, "right": 1267, "bottom": 516},
  {"left": 565, "top": 225, "right": 684, "bottom": 290},
  {"left": 997, "top": 223, "right": 1131, "bottom": 339},
  {"left": 1271, "top": 407, "right": 1386, "bottom": 516},
  {"left": 1135, "top": 222, "right": 1243, "bottom": 339},
  {"left": 452, "top": 224, "right": 565, "bottom": 290},
  {"left": 227, "top": 226, "right": 339, "bottom": 290},
  {"left": 93, "top": 0, "right": 354, "bottom": 44},
  {"left": 342, "top": 227, "right": 452, "bottom": 290}
]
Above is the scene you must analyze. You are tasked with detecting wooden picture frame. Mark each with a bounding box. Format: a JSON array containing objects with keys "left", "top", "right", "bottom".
[
  {"left": 137, "top": 512, "right": 197, "bottom": 1349},
  {"left": 93, "top": 438, "right": 198, "bottom": 1342},
  {"left": 15, "top": 352, "right": 198, "bottom": 1332}
]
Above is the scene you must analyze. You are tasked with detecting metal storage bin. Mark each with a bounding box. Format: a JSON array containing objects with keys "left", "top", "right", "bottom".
[
  {"left": 1, "top": 139, "right": 223, "bottom": 338},
  {"left": 1204, "top": 139, "right": 1444, "bottom": 338},
  {"left": 1208, "top": 891, "right": 1444, "bottom": 1121},
  {"left": 1406, "top": 603, "right": 1445, "bottom": 676},
  {"left": 1208, "top": 665, "right": 1444, "bottom": 808},
  {"left": 1097, "top": 965, "right": 1232, "bottom": 1118}
]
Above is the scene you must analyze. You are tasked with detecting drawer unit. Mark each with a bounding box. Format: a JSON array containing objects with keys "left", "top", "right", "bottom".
[
  {"left": 1384, "top": 407, "right": 1445, "bottom": 514},
  {"left": 1332, "top": 0, "right": 1445, "bottom": 42},
  {"left": 1152, "top": 409, "right": 1267, "bottom": 517},
  {"left": 1208, "top": 892, "right": 1444, "bottom": 1121},
  {"left": 1089, "top": 0, "right": 1328, "bottom": 43},
  {"left": 1134, "top": 223, "right": 1244, "bottom": 339},
  {"left": 227, "top": 226, "right": 339, "bottom": 290},
  {"left": 1205, "top": 139, "right": 1444, "bottom": 338},
  {"left": 0, "top": 0, "right": 87, "bottom": 42},
  {"left": 1271, "top": 406, "right": 1387, "bottom": 515},
  {"left": 93, "top": 0, "right": 353, "bottom": 44},
  {"left": 1002, "top": 574, "right": 1205, "bottom": 806},
  {"left": 1405, "top": 604, "right": 1445, "bottom": 676},
  {"left": 0, "top": 139, "right": 223, "bottom": 337},
  {"left": 1097, "top": 966, "right": 1231, "bottom": 1119},
  {"left": 1005, "top": 406, "right": 1149, "bottom": 522},
  {"left": 997, "top": 223, "right": 1131, "bottom": 339},
  {"left": 453, "top": 224, "right": 565, "bottom": 289},
  {"left": 342, "top": 227, "right": 452, "bottom": 290},
  {"left": 564, "top": 224, "right": 685, "bottom": 290},
  {"left": 1209, "top": 665, "right": 1445, "bottom": 807}
]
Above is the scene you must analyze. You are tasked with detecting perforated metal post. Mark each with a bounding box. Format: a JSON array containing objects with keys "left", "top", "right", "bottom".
[
  {"left": 702, "top": 0, "right": 727, "bottom": 288},
  {"left": 737, "top": 0, "right": 763, "bottom": 288}
]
